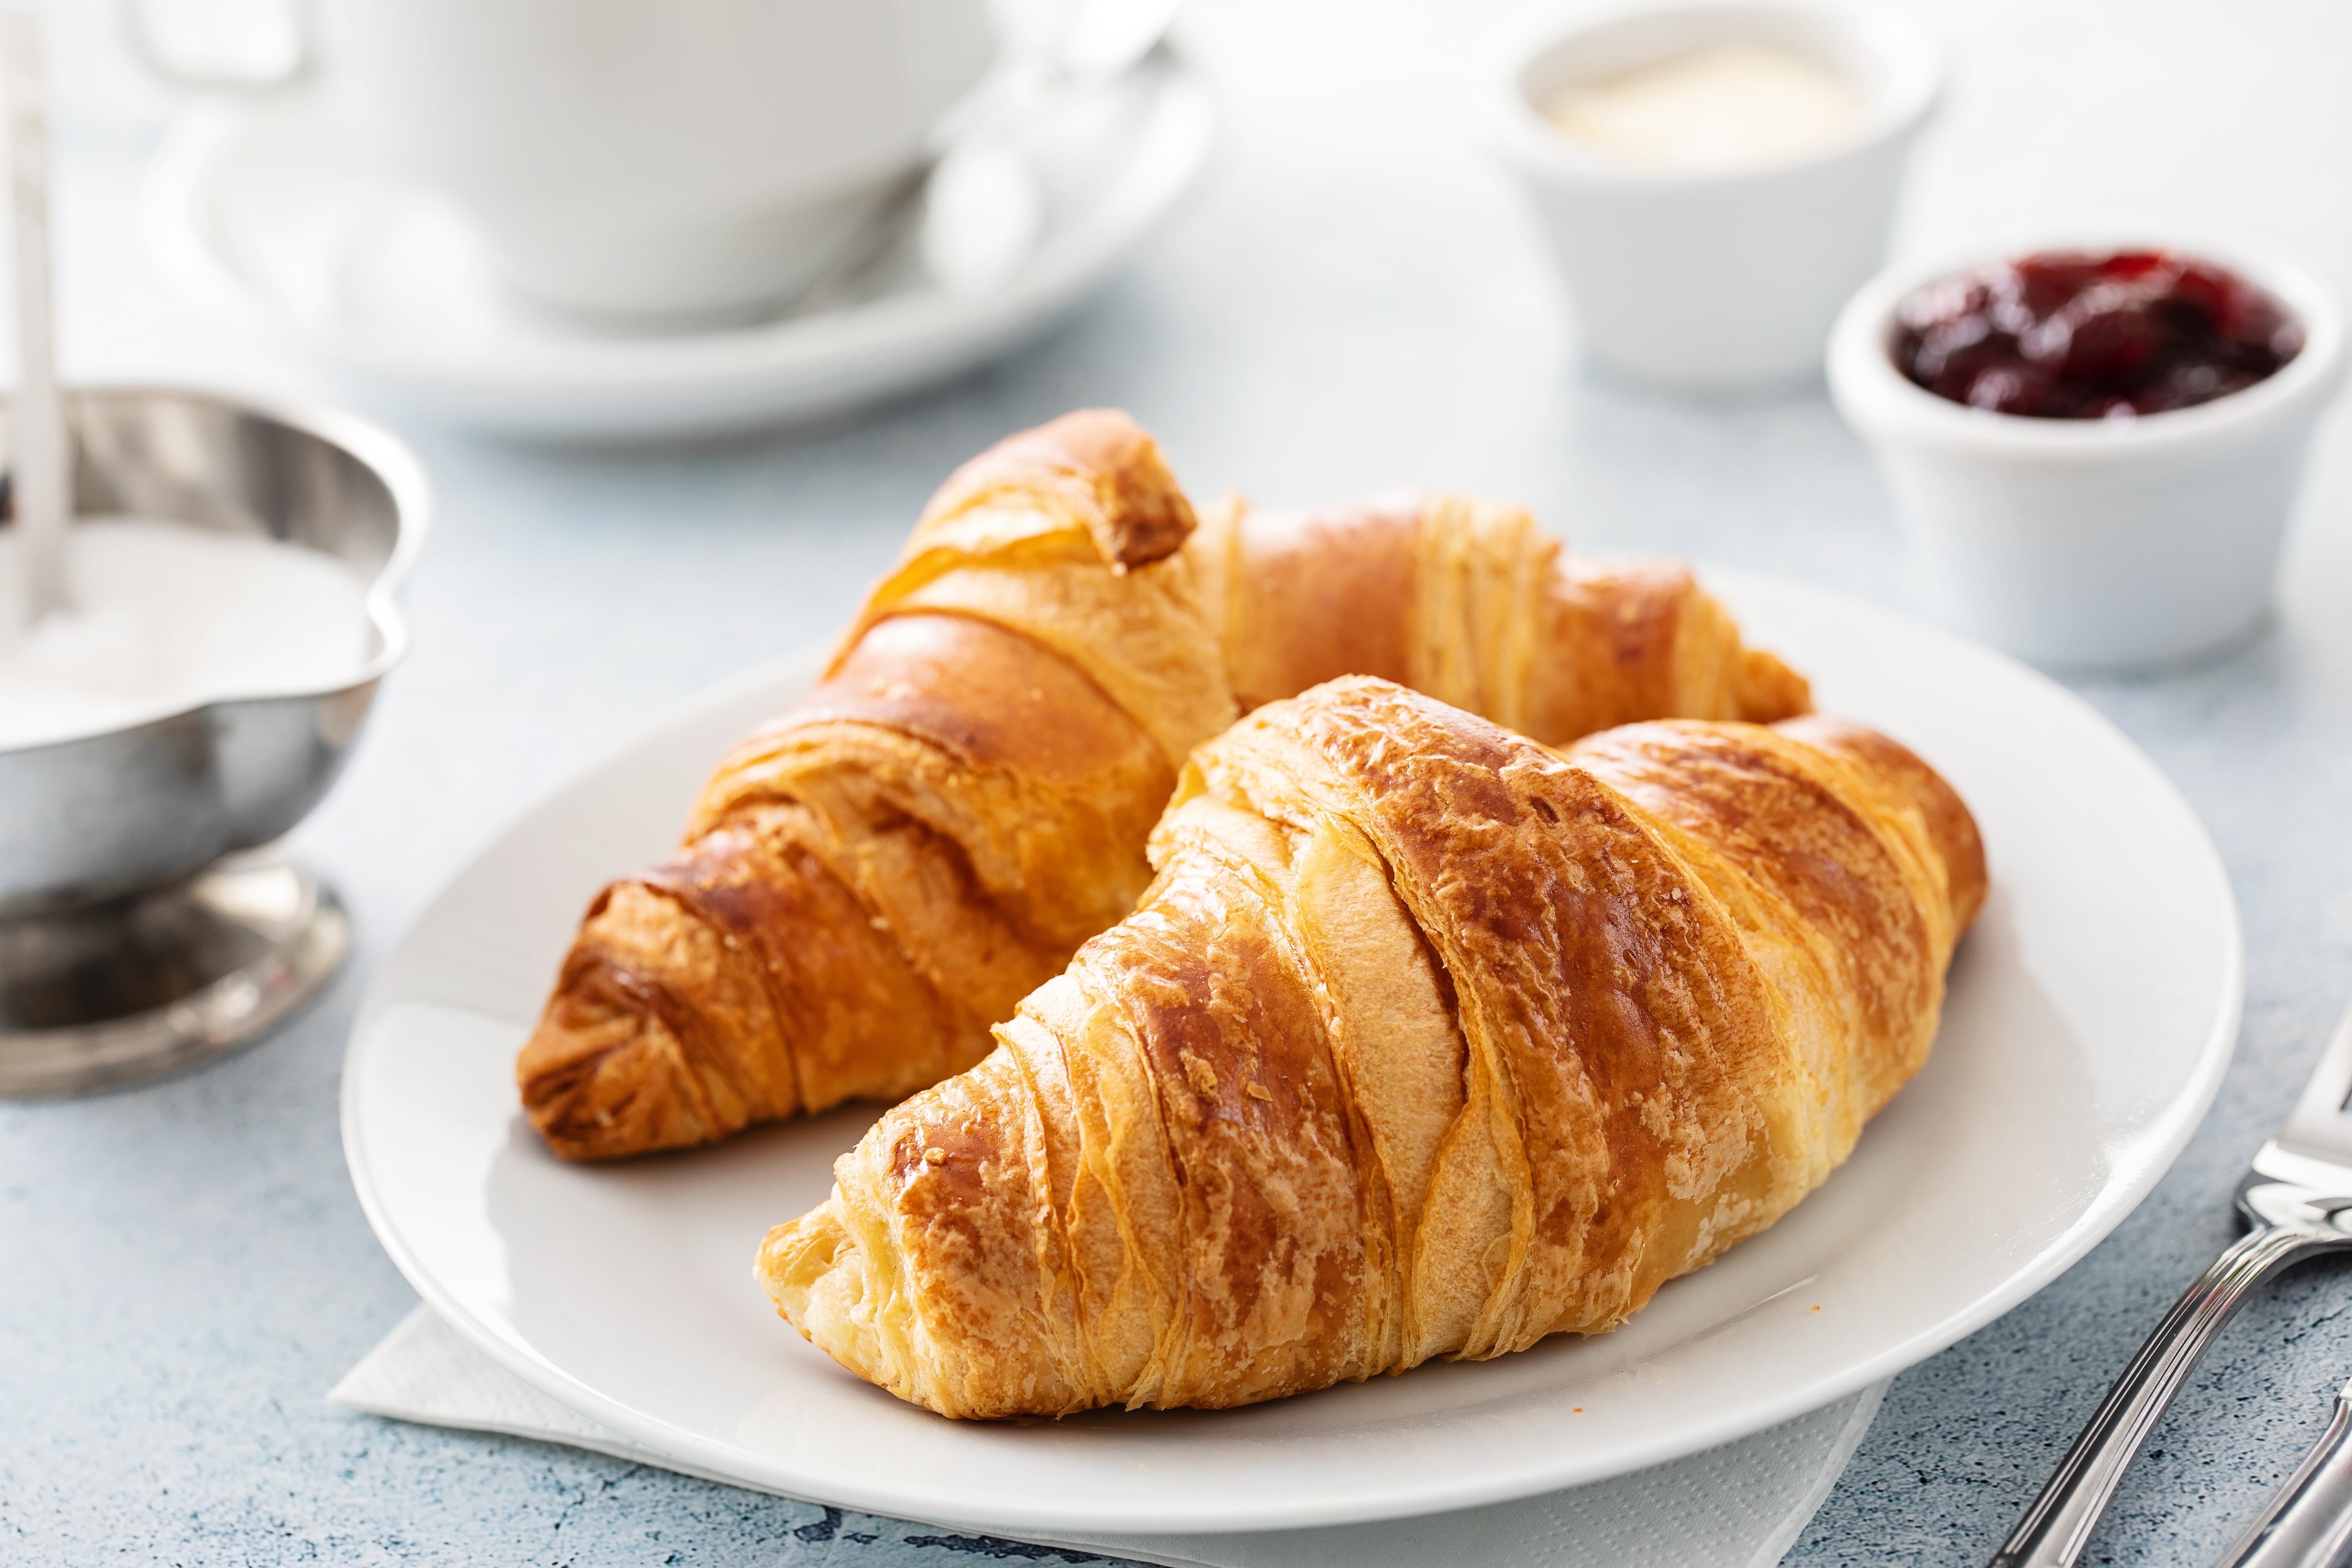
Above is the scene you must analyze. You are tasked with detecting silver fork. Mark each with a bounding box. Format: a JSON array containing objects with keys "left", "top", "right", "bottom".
[
  {"left": 1991, "top": 1001, "right": 2352, "bottom": 1568},
  {"left": 2213, "top": 1370, "right": 2352, "bottom": 1568}
]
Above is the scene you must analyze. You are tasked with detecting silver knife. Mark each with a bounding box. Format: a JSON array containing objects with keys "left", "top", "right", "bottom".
[
  {"left": 1991, "top": 1000, "right": 2352, "bottom": 1568},
  {"left": 2216, "top": 1372, "right": 2352, "bottom": 1568}
]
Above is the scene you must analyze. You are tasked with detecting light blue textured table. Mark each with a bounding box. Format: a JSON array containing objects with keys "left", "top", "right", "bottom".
[{"left": 8, "top": 1, "right": 2352, "bottom": 1562}]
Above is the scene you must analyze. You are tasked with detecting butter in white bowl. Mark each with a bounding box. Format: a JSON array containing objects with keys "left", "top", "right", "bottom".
[
  {"left": 1479, "top": 1, "right": 1943, "bottom": 389},
  {"left": 1543, "top": 41, "right": 1866, "bottom": 171}
]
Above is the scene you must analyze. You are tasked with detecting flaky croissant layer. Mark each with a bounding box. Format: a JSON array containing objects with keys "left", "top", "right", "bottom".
[
  {"left": 519, "top": 410, "right": 1813, "bottom": 1160},
  {"left": 758, "top": 678, "right": 1984, "bottom": 1418}
]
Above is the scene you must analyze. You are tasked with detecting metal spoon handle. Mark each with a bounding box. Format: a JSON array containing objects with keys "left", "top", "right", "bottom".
[
  {"left": 1991, "top": 1224, "right": 2323, "bottom": 1568},
  {"left": 0, "top": 9, "right": 64, "bottom": 623},
  {"left": 2218, "top": 1384, "right": 2352, "bottom": 1568}
]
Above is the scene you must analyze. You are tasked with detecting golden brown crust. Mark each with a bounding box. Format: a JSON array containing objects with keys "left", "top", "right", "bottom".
[
  {"left": 759, "top": 679, "right": 1982, "bottom": 1417},
  {"left": 1207, "top": 496, "right": 1812, "bottom": 744},
  {"left": 518, "top": 413, "right": 1818, "bottom": 1161},
  {"left": 1774, "top": 714, "right": 1988, "bottom": 933},
  {"left": 764, "top": 612, "right": 1160, "bottom": 792},
  {"left": 924, "top": 408, "right": 1200, "bottom": 573},
  {"left": 703, "top": 613, "right": 1174, "bottom": 955},
  {"left": 517, "top": 806, "right": 968, "bottom": 1158},
  {"left": 518, "top": 413, "right": 1202, "bottom": 1161},
  {"left": 1218, "top": 497, "right": 1422, "bottom": 710},
  {"left": 1531, "top": 557, "right": 1814, "bottom": 739},
  {"left": 518, "top": 613, "right": 1178, "bottom": 1161}
]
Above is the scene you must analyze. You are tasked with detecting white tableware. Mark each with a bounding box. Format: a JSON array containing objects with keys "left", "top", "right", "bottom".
[
  {"left": 1829, "top": 236, "right": 2349, "bottom": 669},
  {"left": 142, "top": 48, "right": 1218, "bottom": 440},
  {"left": 133, "top": 0, "right": 999, "bottom": 324},
  {"left": 342, "top": 570, "right": 2240, "bottom": 1537},
  {"left": 1478, "top": 1, "right": 1941, "bottom": 389}
]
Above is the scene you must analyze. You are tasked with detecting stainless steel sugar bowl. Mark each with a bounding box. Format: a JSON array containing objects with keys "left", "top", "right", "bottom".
[{"left": 0, "top": 385, "right": 429, "bottom": 1094}]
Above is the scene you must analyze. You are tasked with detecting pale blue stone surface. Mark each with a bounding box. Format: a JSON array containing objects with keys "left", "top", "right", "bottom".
[{"left": 8, "top": 1, "right": 2352, "bottom": 1562}]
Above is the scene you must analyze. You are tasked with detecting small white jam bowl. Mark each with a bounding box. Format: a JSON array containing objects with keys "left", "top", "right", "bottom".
[
  {"left": 1828, "top": 237, "right": 2349, "bottom": 669},
  {"left": 1479, "top": 0, "right": 1942, "bottom": 390}
]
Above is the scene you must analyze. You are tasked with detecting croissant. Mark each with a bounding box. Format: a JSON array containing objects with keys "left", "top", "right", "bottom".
[
  {"left": 756, "top": 678, "right": 1986, "bottom": 1417},
  {"left": 518, "top": 411, "right": 1813, "bottom": 1160}
]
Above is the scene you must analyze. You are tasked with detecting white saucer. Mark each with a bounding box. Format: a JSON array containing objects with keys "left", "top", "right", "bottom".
[
  {"left": 142, "top": 49, "right": 1219, "bottom": 440},
  {"left": 342, "top": 573, "right": 2242, "bottom": 1537}
]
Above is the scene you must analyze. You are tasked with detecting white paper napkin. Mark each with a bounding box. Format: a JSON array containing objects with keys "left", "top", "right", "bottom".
[{"left": 332, "top": 1305, "right": 1883, "bottom": 1568}]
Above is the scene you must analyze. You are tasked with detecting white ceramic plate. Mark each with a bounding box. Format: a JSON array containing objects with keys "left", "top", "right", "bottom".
[
  {"left": 142, "top": 49, "right": 1217, "bottom": 440},
  {"left": 342, "top": 572, "right": 2241, "bottom": 1536}
]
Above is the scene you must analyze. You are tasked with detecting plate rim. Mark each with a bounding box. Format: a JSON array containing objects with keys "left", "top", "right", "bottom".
[{"left": 341, "top": 568, "right": 2243, "bottom": 1533}]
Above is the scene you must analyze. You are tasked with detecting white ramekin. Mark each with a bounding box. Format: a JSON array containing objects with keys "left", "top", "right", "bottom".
[
  {"left": 1828, "top": 236, "right": 2349, "bottom": 669},
  {"left": 1479, "top": 1, "right": 1942, "bottom": 389}
]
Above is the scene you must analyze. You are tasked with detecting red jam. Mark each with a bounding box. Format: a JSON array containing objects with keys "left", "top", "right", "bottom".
[{"left": 1892, "top": 250, "right": 2304, "bottom": 419}]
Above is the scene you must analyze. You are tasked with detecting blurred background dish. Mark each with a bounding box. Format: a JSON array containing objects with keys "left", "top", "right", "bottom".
[
  {"left": 131, "top": 0, "right": 1004, "bottom": 328},
  {"left": 140, "top": 44, "right": 1218, "bottom": 441},
  {"left": 1480, "top": 0, "right": 1940, "bottom": 390},
  {"left": 0, "top": 384, "right": 426, "bottom": 1096},
  {"left": 1830, "top": 233, "right": 2348, "bottom": 668}
]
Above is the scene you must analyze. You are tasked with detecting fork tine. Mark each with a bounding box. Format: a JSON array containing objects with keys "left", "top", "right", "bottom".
[{"left": 2278, "top": 1002, "right": 2352, "bottom": 1170}]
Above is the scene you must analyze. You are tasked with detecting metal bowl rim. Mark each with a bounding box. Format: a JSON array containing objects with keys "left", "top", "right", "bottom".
[{"left": 0, "top": 380, "right": 431, "bottom": 759}]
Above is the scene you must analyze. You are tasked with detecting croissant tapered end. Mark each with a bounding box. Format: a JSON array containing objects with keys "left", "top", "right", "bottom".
[
  {"left": 758, "top": 1042, "right": 1093, "bottom": 1419},
  {"left": 759, "top": 1193, "right": 1036, "bottom": 1420},
  {"left": 519, "top": 801, "right": 1011, "bottom": 1161},
  {"left": 517, "top": 985, "right": 716, "bottom": 1162},
  {"left": 758, "top": 1199, "right": 888, "bottom": 1379},
  {"left": 1736, "top": 647, "right": 1813, "bottom": 724},
  {"left": 516, "top": 878, "right": 800, "bottom": 1161},
  {"left": 922, "top": 408, "right": 1198, "bottom": 571}
]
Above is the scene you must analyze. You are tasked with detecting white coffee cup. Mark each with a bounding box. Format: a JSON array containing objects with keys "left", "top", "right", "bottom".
[{"left": 132, "top": 0, "right": 1017, "bottom": 325}]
